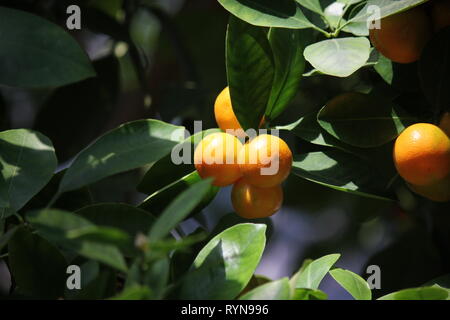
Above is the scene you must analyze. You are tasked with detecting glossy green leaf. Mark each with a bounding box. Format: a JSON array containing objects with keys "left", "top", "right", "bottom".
[
  {"left": 179, "top": 223, "right": 266, "bottom": 300},
  {"left": 8, "top": 227, "right": 67, "bottom": 299},
  {"left": 292, "top": 151, "right": 392, "bottom": 201},
  {"left": 266, "top": 28, "right": 306, "bottom": 120},
  {"left": 296, "top": 0, "right": 323, "bottom": 15},
  {"left": 226, "top": 16, "right": 274, "bottom": 130},
  {"left": 419, "top": 28, "right": 450, "bottom": 114},
  {"left": 240, "top": 278, "right": 291, "bottom": 300},
  {"left": 375, "top": 53, "right": 394, "bottom": 85},
  {"left": 330, "top": 268, "right": 372, "bottom": 300},
  {"left": 59, "top": 119, "right": 185, "bottom": 193},
  {"left": 218, "top": 0, "right": 314, "bottom": 28},
  {"left": 148, "top": 179, "right": 213, "bottom": 241},
  {"left": 27, "top": 209, "right": 127, "bottom": 271},
  {"left": 0, "top": 129, "right": 57, "bottom": 218},
  {"left": 293, "top": 254, "right": 340, "bottom": 289},
  {"left": 139, "top": 171, "right": 219, "bottom": 217},
  {"left": 137, "top": 129, "right": 219, "bottom": 195},
  {"left": 0, "top": 7, "right": 95, "bottom": 88},
  {"left": 304, "top": 37, "right": 370, "bottom": 77},
  {"left": 317, "top": 92, "right": 415, "bottom": 148},
  {"left": 276, "top": 114, "right": 361, "bottom": 154},
  {"left": 350, "top": 0, "right": 429, "bottom": 23},
  {"left": 378, "top": 286, "right": 449, "bottom": 300}
]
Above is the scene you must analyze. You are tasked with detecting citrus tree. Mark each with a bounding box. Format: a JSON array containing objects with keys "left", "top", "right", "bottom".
[{"left": 0, "top": 0, "right": 449, "bottom": 300}]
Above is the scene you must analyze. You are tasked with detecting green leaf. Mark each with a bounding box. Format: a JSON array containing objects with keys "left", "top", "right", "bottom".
[
  {"left": 65, "top": 262, "right": 116, "bottom": 300},
  {"left": 179, "top": 223, "right": 266, "bottom": 300},
  {"left": 110, "top": 285, "right": 153, "bottom": 300},
  {"left": 59, "top": 119, "right": 185, "bottom": 193},
  {"left": 0, "top": 6, "right": 95, "bottom": 88},
  {"left": 419, "top": 28, "right": 450, "bottom": 114},
  {"left": 76, "top": 202, "right": 155, "bottom": 252},
  {"left": 378, "top": 287, "right": 449, "bottom": 300},
  {"left": 350, "top": 0, "right": 429, "bottom": 23},
  {"left": 292, "top": 288, "right": 328, "bottom": 300},
  {"left": 148, "top": 179, "right": 213, "bottom": 241},
  {"left": 0, "top": 225, "right": 18, "bottom": 251},
  {"left": 218, "top": 0, "right": 314, "bottom": 29},
  {"left": 8, "top": 227, "right": 67, "bottom": 299},
  {"left": 317, "top": 92, "right": 415, "bottom": 148},
  {"left": 27, "top": 209, "right": 127, "bottom": 271},
  {"left": 137, "top": 129, "right": 219, "bottom": 195},
  {"left": 276, "top": 114, "right": 362, "bottom": 154},
  {"left": 266, "top": 28, "right": 306, "bottom": 120},
  {"left": 296, "top": 0, "right": 323, "bottom": 15},
  {"left": 293, "top": 254, "right": 340, "bottom": 289},
  {"left": 292, "top": 151, "right": 392, "bottom": 201},
  {"left": 374, "top": 53, "right": 394, "bottom": 85},
  {"left": 139, "top": 171, "right": 219, "bottom": 217},
  {"left": 240, "top": 278, "right": 291, "bottom": 300},
  {"left": 304, "top": 37, "right": 370, "bottom": 77},
  {"left": 330, "top": 268, "right": 372, "bottom": 300},
  {"left": 0, "top": 129, "right": 57, "bottom": 218},
  {"left": 226, "top": 16, "right": 274, "bottom": 130}
]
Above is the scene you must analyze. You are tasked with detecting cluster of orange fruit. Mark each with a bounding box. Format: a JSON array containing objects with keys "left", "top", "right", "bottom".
[
  {"left": 369, "top": 0, "right": 450, "bottom": 64},
  {"left": 194, "top": 87, "right": 293, "bottom": 219},
  {"left": 394, "top": 113, "right": 450, "bottom": 202}
]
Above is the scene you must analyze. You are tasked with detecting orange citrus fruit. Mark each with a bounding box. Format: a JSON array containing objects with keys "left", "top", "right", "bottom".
[
  {"left": 440, "top": 112, "right": 450, "bottom": 137},
  {"left": 194, "top": 132, "right": 243, "bottom": 187},
  {"left": 369, "top": 7, "right": 432, "bottom": 63},
  {"left": 238, "top": 134, "right": 293, "bottom": 188},
  {"left": 431, "top": 0, "right": 450, "bottom": 31},
  {"left": 214, "top": 86, "right": 264, "bottom": 138},
  {"left": 394, "top": 123, "right": 450, "bottom": 186},
  {"left": 231, "top": 179, "right": 283, "bottom": 219}
]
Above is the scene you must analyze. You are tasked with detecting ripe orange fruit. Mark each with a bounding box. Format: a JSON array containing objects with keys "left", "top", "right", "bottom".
[
  {"left": 394, "top": 123, "right": 450, "bottom": 186},
  {"left": 231, "top": 179, "right": 283, "bottom": 219},
  {"left": 238, "top": 134, "right": 293, "bottom": 188},
  {"left": 194, "top": 132, "right": 243, "bottom": 187},
  {"left": 408, "top": 176, "right": 450, "bottom": 202},
  {"left": 214, "top": 86, "right": 264, "bottom": 138},
  {"left": 440, "top": 112, "right": 450, "bottom": 137},
  {"left": 431, "top": 0, "right": 450, "bottom": 31},
  {"left": 369, "top": 7, "right": 432, "bottom": 63}
]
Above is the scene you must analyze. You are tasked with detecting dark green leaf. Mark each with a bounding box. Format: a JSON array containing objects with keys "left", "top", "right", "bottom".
[
  {"left": 266, "top": 28, "right": 306, "bottom": 120},
  {"left": 375, "top": 53, "right": 394, "bottom": 85},
  {"left": 317, "top": 92, "right": 415, "bottom": 148},
  {"left": 226, "top": 16, "right": 274, "bottom": 130},
  {"left": 59, "top": 119, "right": 185, "bottom": 193},
  {"left": 0, "top": 7, "right": 95, "bottom": 88},
  {"left": 218, "top": 0, "right": 314, "bottom": 28},
  {"left": 110, "top": 285, "right": 153, "bottom": 300},
  {"left": 419, "top": 28, "right": 450, "bottom": 114},
  {"left": 148, "top": 179, "right": 213, "bottom": 241},
  {"left": 179, "top": 223, "right": 266, "bottom": 299},
  {"left": 139, "top": 171, "right": 219, "bottom": 217},
  {"left": 296, "top": 0, "right": 323, "bottom": 15},
  {"left": 292, "top": 151, "right": 392, "bottom": 201},
  {"left": 239, "top": 278, "right": 291, "bottom": 300},
  {"left": 0, "top": 129, "right": 57, "bottom": 217},
  {"left": 27, "top": 209, "right": 127, "bottom": 271},
  {"left": 304, "top": 37, "right": 370, "bottom": 77},
  {"left": 330, "top": 268, "right": 372, "bottom": 300},
  {"left": 8, "top": 227, "right": 67, "bottom": 299},
  {"left": 0, "top": 226, "right": 18, "bottom": 252}
]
